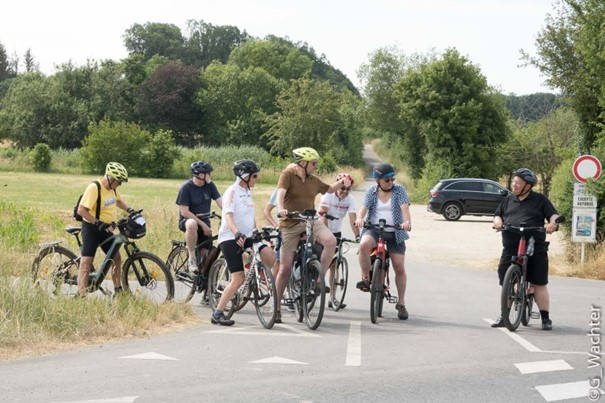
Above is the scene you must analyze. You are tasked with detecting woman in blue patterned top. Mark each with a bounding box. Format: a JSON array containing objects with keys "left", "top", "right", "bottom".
[{"left": 354, "top": 163, "right": 412, "bottom": 320}]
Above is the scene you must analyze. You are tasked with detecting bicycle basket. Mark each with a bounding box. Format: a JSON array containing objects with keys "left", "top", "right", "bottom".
[{"left": 124, "top": 213, "right": 146, "bottom": 239}]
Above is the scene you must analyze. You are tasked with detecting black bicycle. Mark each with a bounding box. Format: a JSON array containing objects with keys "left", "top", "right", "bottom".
[
  {"left": 285, "top": 209, "right": 326, "bottom": 330},
  {"left": 165, "top": 212, "right": 221, "bottom": 303},
  {"left": 32, "top": 211, "right": 174, "bottom": 303},
  {"left": 499, "top": 216, "right": 565, "bottom": 331}
]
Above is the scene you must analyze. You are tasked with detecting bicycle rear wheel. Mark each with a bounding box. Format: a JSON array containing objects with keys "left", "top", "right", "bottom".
[
  {"left": 522, "top": 293, "right": 535, "bottom": 326},
  {"left": 370, "top": 259, "right": 384, "bottom": 324},
  {"left": 330, "top": 257, "right": 348, "bottom": 311},
  {"left": 166, "top": 245, "right": 196, "bottom": 303},
  {"left": 501, "top": 264, "right": 524, "bottom": 331},
  {"left": 288, "top": 268, "right": 303, "bottom": 322},
  {"left": 252, "top": 263, "right": 277, "bottom": 329},
  {"left": 207, "top": 258, "right": 237, "bottom": 318},
  {"left": 122, "top": 251, "right": 174, "bottom": 303},
  {"left": 32, "top": 245, "right": 79, "bottom": 297},
  {"left": 302, "top": 259, "right": 326, "bottom": 330}
]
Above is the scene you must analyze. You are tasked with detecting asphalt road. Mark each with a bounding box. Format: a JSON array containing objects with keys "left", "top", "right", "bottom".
[{"left": 1, "top": 146, "right": 603, "bottom": 402}]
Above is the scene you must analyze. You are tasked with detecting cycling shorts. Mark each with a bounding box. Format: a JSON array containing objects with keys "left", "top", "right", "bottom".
[
  {"left": 362, "top": 229, "right": 406, "bottom": 255},
  {"left": 498, "top": 250, "right": 549, "bottom": 286},
  {"left": 81, "top": 220, "right": 117, "bottom": 258}
]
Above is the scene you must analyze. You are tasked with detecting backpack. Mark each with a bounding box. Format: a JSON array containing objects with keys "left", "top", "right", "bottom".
[{"left": 73, "top": 181, "right": 101, "bottom": 222}]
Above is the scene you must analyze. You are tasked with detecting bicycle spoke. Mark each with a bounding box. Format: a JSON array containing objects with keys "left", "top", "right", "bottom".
[
  {"left": 32, "top": 246, "right": 79, "bottom": 297},
  {"left": 166, "top": 245, "right": 196, "bottom": 303},
  {"left": 122, "top": 252, "right": 174, "bottom": 303}
]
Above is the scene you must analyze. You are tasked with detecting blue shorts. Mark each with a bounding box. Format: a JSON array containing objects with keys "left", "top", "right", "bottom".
[{"left": 362, "top": 229, "right": 406, "bottom": 255}]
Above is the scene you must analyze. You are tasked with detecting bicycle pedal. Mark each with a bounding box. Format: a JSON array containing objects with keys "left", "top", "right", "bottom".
[
  {"left": 386, "top": 296, "right": 398, "bottom": 304},
  {"left": 531, "top": 312, "right": 540, "bottom": 319}
]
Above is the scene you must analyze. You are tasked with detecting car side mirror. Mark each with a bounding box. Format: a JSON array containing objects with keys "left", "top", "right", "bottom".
[{"left": 499, "top": 189, "right": 508, "bottom": 195}]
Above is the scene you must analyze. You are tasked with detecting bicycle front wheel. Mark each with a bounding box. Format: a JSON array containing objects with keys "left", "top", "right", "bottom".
[
  {"left": 302, "top": 259, "right": 326, "bottom": 330},
  {"left": 166, "top": 245, "right": 196, "bottom": 303},
  {"left": 252, "top": 263, "right": 277, "bottom": 329},
  {"left": 32, "top": 245, "right": 79, "bottom": 297},
  {"left": 501, "top": 264, "right": 524, "bottom": 331},
  {"left": 122, "top": 251, "right": 174, "bottom": 303},
  {"left": 330, "top": 257, "right": 348, "bottom": 311},
  {"left": 370, "top": 259, "right": 384, "bottom": 324}
]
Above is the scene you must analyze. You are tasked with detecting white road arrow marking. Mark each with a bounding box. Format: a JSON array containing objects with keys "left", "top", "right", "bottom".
[
  {"left": 119, "top": 352, "right": 177, "bottom": 360},
  {"left": 535, "top": 380, "right": 592, "bottom": 401},
  {"left": 514, "top": 359, "right": 573, "bottom": 374},
  {"left": 53, "top": 396, "right": 138, "bottom": 403},
  {"left": 249, "top": 356, "right": 309, "bottom": 365},
  {"left": 205, "top": 323, "right": 320, "bottom": 337}
]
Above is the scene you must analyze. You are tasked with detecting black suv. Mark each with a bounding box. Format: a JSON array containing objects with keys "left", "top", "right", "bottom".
[{"left": 427, "top": 178, "right": 510, "bottom": 221}]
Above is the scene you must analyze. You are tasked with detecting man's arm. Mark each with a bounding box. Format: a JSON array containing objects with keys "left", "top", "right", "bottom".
[
  {"left": 348, "top": 212, "right": 360, "bottom": 237},
  {"left": 276, "top": 188, "right": 287, "bottom": 217},
  {"left": 327, "top": 176, "right": 352, "bottom": 194},
  {"left": 263, "top": 203, "right": 278, "bottom": 228}
]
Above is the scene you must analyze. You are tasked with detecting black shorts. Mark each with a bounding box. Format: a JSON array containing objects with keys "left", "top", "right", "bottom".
[
  {"left": 179, "top": 218, "right": 212, "bottom": 246},
  {"left": 220, "top": 238, "right": 255, "bottom": 273},
  {"left": 81, "top": 221, "right": 118, "bottom": 258},
  {"left": 498, "top": 250, "right": 549, "bottom": 286}
]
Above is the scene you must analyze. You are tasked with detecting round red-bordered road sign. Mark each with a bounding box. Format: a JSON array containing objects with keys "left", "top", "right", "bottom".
[{"left": 572, "top": 155, "right": 602, "bottom": 183}]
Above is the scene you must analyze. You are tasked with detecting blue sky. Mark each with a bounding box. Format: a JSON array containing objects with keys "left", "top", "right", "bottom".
[{"left": 1, "top": 0, "right": 557, "bottom": 95}]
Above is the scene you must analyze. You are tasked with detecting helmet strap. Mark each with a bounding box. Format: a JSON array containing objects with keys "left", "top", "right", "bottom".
[{"left": 377, "top": 180, "right": 393, "bottom": 193}]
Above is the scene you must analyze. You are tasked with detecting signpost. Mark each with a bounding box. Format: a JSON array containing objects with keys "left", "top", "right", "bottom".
[{"left": 571, "top": 155, "right": 601, "bottom": 264}]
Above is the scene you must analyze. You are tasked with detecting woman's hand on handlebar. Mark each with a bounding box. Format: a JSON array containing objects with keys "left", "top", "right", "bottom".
[{"left": 354, "top": 218, "right": 365, "bottom": 229}]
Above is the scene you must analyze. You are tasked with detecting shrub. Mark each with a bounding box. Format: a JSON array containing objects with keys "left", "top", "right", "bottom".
[{"left": 30, "top": 144, "right": 52, "bottom": 172}]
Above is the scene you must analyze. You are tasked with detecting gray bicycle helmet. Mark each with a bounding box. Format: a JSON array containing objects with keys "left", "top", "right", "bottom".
[
  {"left": 513, "top": 168, "right": 537, "bottom": 185},
  {"left": 190, "top": 161, "right": 213, "bottom": 175},
  {"left": 233, "top": 159, "right": 260, "bottom": 178}
]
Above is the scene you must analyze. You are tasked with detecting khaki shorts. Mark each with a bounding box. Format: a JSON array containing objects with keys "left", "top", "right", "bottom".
[{"left": 280, "top": 220, "right": 331, "bottom": 256}]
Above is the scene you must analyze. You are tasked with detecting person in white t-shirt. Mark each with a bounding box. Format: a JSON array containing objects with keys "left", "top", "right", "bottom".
[
  {"left": 211, "top": 160, "right": 275, "bottom": 326},
  {"left": 319, "top": 172, "right": 360, "bottom": 309}
]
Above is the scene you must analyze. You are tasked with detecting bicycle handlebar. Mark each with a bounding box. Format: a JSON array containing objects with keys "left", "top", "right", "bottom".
[
  {"left": 196, "top": 211, "right": 221, "bottom": 220},
  {"left": 363, "top": 220, "right": 402, "bottom": 230},
  {"left": 286, "top": 209, "right": 319, "bottom": 220},
  {"left": 497, "top": 216, "right": 565, "bottom": 233}
]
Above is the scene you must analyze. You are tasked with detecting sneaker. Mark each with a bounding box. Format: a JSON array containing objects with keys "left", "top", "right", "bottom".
[
  {"left": 328, "top": 300, "right": 346, "bottom": 310},
  {"left": 286, "top": 300, "right": 295, "bottom": 312},
  {"left": 274, "top": 311, "right": 282, "bottom": 324},
  {"left": 491, "top": 316, "right": 505, "bottom": 328},
  {"left": 356, "top": 279, "right": 370, "bottom": 292},
  {"left": 396, "top": 303, "right": 408, "bottom": 320},
  {"left": 188, "top": 258, "right": 198, "bottom": 274},
  {"left": 542, "top": 319, "right": 553, "bottom": 331},
  {"left": 211, "top": 312, "right": 234, "bottom": 326}
]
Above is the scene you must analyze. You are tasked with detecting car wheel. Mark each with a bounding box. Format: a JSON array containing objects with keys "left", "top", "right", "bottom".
[{"left": 442, "top": 202, "right": 462, "bottom": 221}]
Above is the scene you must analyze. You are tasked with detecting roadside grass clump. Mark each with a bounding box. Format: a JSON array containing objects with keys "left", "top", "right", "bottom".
[{"left": 0, "top": 277, "right": 199, "bottom": 359}]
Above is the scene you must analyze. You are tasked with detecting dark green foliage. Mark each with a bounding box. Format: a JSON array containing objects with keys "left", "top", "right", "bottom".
[
  {"left": 123, "top": 22, "right": 185, "bottom": 62},
  {"left": 30, "top": 143, "right": 52, "bottom": 172},
  {"left": 504, "top": 93, "right": 561, "bottom": 123}
]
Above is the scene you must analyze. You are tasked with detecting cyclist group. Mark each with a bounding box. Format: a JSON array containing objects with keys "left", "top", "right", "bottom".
[{"left": 76, "top": 151, "right": 560, "bottom": 331}]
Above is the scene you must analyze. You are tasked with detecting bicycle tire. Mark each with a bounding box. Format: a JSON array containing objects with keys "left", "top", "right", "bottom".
[
  {"left": 522, "top": 293, "right": 535, "bottom": 326},
  {"left": 32, "top": 245, "right": 79, "bottom": 297},
  {"left": 122, "top": 251, "right": 174, "bottom": 303},
  {"left": 288, "top": 270, "right": 303, "bottom": 323},
  {"left": 302, "top": 259, "right": 326, "bottom": 330},
  {"left": 501, "top": 264, "right": 524, "bottom": 331},
  {"left": 207, "top": 258, "right": 236, "bottom": 318},
  {"left": 330, "top": 257, "right": 348, "bottom": 311},
  {"left": 370, "top": 259, "right": 383, "bottom": 324},
  {"left": 252, "top": 263, "right": 277, "bottom": 329},
  {"left": 166, "top": 245, "right": 196, "bottom": 303}
]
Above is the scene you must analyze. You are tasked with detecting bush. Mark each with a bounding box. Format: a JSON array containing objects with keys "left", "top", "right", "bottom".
[{"left": 29, "top": 144, "right": 52, "bottom": 172}]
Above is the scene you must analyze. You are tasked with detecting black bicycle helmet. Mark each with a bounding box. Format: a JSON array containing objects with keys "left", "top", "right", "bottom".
[
  {"left": 373, "top": 163, "right": 395, "bottom": 180},
  {"left": 513, "top": 168, "right": 537, "bottom": 185},
  {"left": 190, "top": 161, "right": 213, "bottom": 175},
  {"left": 233, "top": 159, "right": 260, "bottom": 178}
]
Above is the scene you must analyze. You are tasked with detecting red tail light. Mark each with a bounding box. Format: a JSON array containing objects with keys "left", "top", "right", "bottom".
[{"left": 430, "top": 191, "right": 440, "bottom": 197}]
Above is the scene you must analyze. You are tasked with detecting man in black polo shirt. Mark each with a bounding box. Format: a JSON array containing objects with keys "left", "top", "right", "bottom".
[
  {"left": 176, "top": 161, "right": 223, "bottom": 273},
  {"left": 491, "top": 168, "right": 561, "bottom": 330}
]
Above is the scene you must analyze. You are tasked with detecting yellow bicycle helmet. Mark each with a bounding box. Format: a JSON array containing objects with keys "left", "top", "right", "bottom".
[
  {"left": 293, "top": 147, "right": 320, "bottom": 163},
  {"left": 105, "top": 162, "right": 128, "bottom": 182}
]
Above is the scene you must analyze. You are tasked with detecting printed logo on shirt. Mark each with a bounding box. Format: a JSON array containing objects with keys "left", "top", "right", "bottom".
[{"left": 104, "top": 196, "right": 117, "bottom": 208}]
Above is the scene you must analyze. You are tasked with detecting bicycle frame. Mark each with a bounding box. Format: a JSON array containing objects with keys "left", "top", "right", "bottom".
[{"left": 365, "top": 220, "right": 397, "bottom": 303}]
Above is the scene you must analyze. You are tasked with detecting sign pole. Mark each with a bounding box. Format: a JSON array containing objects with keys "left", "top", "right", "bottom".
[{"left": 580, "top": 243, "right": 585, "bottom": 266}]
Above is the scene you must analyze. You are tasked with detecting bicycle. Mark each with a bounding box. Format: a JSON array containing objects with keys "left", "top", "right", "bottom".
[
  {"left": 207, "top": 227, "right": 279, "bottom": 328},
  {"left": 499, "top": 216, "right": 565, "bottom": 332},
  {"left": 285, "top": 209, "right": 326, "bottom": 331},
  {"left": 321, "top": 212, "right": 356, "bottom": 311},
  {"left": 363, "top": 220, "right": 400, "bottom": 324},
  {"left": 165, "top": 212, "right": 221, "bottom": 303},
  {"left": 32, "top": 210, "right": 174, "bottom": 303}
]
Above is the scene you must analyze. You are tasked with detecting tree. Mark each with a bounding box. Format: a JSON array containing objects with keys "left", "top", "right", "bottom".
[
  {"left": 183, "top": 20, "right": 249, "bottom": 68},
  {"left": 23, "top": 48, "right": 38, "bottom": 72},
  {"left": 264, "top": 76, "right": 360, "bottom": 165},
  {"left": 123, "top": 22, "right": 185, "bottom": 62},
  {"left": 0, "top": 41, "right": 17, "bottom": 81},
  {"left": 197, "top": 61, "right": 281, "bottom": 147},
  {"left": 134, "top": 62, "right": 203, "bottom": 145},
  {"left": 523, "top": 0, "right": 605, "bottom": 150},
  {"left": 504, "top": 93, "right": 561, "bottom": 123},
  {"left": 229, "top": 37, "right": 313, "bottom": 82},
  {"left": 394, "top": 48, "right": 510, "bottom": 179}
]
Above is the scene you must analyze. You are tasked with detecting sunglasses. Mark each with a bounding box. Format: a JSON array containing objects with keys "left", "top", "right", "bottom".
[
  {"left": 252, "top": 174, "right": 258, "bottom": 178},
  {"left": 381, "top": 177, "right": 395, "bottom": 183},
  {"left": 340, "top": 187, "right": 351, "bottom": 191}
]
